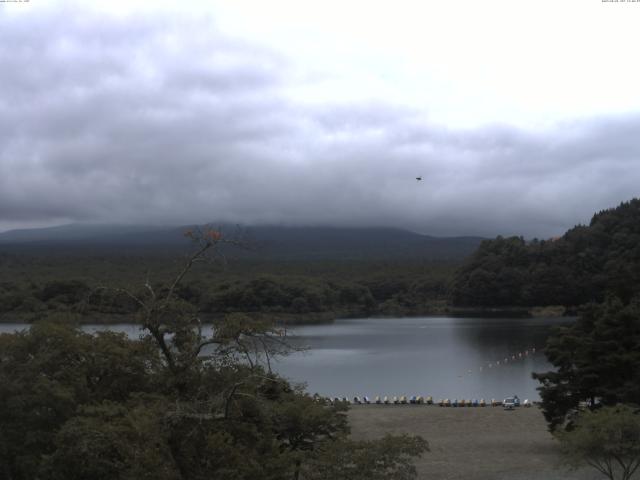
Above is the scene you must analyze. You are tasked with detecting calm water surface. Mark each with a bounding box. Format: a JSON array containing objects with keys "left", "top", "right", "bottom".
[
  {"left": 275, "top": 316, "right": 573, "bottom": 400},
  {"left": 0, "top": 316, "right": 573, "bottom": 400}
]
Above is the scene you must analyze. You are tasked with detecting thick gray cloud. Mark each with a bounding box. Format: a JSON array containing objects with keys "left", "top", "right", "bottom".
[{"left": 1, "top": 5, "right": 639, "bottom": 237}]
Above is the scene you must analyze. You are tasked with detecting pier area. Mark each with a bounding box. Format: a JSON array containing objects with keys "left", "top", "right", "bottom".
[{"left": 348, "top": 405, "right": 601, "bottom": 480}]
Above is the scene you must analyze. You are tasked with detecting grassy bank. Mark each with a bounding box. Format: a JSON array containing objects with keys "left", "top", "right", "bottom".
[{"left": 348, "top": 405, "right": 600, "bottom": 480}]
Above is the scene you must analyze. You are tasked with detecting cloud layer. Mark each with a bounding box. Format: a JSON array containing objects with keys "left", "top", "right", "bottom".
[{"left": 1, "top": 4, "right": 639, "bottom": 237}]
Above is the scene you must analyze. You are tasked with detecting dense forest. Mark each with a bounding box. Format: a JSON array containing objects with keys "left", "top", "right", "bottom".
[
  {"left": 0, "top": 255, "right": 455, "bottom": 324},
  {"left": 452, "top": 199, "right": 640, "bottom": 308}
]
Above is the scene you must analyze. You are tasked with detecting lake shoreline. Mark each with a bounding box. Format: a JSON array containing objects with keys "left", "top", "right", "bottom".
[{"left": 0, "top": 304, "right": 572, "bottom": 325}]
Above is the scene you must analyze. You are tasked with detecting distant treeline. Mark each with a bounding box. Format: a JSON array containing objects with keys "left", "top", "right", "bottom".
[
  {"left": 0, "top": 258, "right": 455, "bottom": 323},
  {"left": 452, "top": 198, "right": 640, "bottom": 307},
  {"left": 9, "top": 199, "right": 639, "bottom": 320}
]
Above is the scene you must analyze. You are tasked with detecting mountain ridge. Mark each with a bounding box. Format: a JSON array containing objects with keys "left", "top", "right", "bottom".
[{"left": 0, "top": 223, "right": 484, "bottom": 261}]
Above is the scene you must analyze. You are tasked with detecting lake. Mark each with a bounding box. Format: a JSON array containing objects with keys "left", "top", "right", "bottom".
[
  {"left": 0, "top": 316, "right": 572, "bottom": 400},
  {"left": 276, "top": 316, "right": 572, "bottom": 401}
]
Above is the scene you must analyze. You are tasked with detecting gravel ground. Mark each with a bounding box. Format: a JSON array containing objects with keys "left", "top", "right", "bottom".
[{"left": 347, "top": 405, "right": 603, "bottom": 480}]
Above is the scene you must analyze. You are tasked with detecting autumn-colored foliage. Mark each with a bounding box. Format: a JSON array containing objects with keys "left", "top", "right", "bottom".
[
  {"left": 183, "top": 228, "right": 222, "bottom": 243},
  {"left": 205, "top": 229, "right": 222, "bottom": 242}
]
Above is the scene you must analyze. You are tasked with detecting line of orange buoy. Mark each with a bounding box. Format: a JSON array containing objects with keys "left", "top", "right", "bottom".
[{"left": 458, "top": 347, "right": 539, "bottom": 378}]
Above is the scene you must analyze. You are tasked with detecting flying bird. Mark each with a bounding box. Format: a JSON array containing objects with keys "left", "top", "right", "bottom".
[{"left": 416, "top": 176, "right": 422, "bottom": 181}]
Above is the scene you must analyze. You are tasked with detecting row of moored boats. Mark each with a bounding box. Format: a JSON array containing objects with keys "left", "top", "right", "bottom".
[{"left": 325, "top": 396, "right": 534, "bottom": 407}]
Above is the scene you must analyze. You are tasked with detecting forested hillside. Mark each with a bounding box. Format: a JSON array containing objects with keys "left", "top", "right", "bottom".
[{"left": 452, "top": 199, "right": 640, "bottom": 307}]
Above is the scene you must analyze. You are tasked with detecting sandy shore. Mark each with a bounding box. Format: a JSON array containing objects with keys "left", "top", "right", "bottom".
[{"left": 348, "top": 405, "right": 601, "bottom": 480}]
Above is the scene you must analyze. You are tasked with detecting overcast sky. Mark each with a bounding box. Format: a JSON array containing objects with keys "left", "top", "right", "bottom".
[{"left": 1, "top": 0, "right": 639, "bottom": 237}]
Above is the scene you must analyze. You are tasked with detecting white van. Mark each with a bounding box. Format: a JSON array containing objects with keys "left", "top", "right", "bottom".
[{"left": 503, "top": 397, "right": 516, "bottom": 410}]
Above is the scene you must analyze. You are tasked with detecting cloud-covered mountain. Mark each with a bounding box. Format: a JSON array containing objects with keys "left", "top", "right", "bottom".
[{"left": 0, "top": 223, "right": 483, "bottom": 261}]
